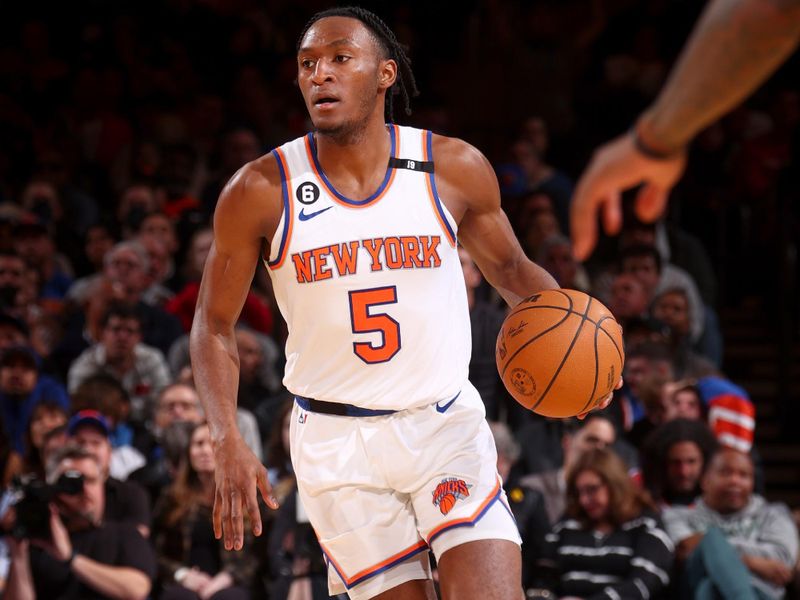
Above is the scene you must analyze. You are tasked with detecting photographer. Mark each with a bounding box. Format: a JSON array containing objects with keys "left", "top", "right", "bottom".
[{"left": 5, "top": 444, "right": 155, "bottom": 600}]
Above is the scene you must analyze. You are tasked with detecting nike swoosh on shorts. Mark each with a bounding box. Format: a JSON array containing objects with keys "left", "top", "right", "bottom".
[
  {"left": 435, "top": 392, "right": 461, "bottom": 413},
  {"left": 298, "top": 206, "right": 333, "bottom": 221}
]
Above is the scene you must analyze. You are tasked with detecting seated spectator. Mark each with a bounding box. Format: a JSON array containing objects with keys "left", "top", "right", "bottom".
[
  {"left": 490, "top": 421, "right": 551, "bottom": 590},
  {"left": 3, "top": 400, "right": 67, "bottom": 486},
  {"left": 263, "top": 401, "right": 329, "bottom": 599},
  {"left": 626, "top": 371, "right": 671, "bottom": 450},
  {"left": 535, "top": 447, "right": 674, "bottom": 600},
  {"left": 536, "top": 234, "right": 591, "bottom": 292},
  {"left": 662, "top": 379, "right": 707, "bottom": 422},
  {"left": 13, "top": 219, "right": 73, "bottom": 302},
  {"left": 70, "top": 373, "right": 145, "bottom": 474},
  {"left": 0, "top": 313, "right": 28, "bottom": 352},
  {"left": 663, "top": 447, "right": 798, "bottom": 599},
  {"left": 165, "top": 227, "right": 273, "bottom": 335},
  {"left": 0, "top": 251, "right": 28, "bottom": 322},
  {"left": 642, "top": 418, "right": 719, "bottom": 508},
  {"left": 5, "top": 444, "right": 156, "bottom": 600},
  {"left": 653, "top": 287, "right": 722, "bottom": 367},
  {"left": 68, "top": 303, "right": 171, "bottom": 423},
  {"left": 67, "top": 410, "right": 150, "bottom": 536},
  {"left": 520, "top": 415, "right": 618, "bottom": 525},
  {"left": 0, "top": 345, "right": 69, "bottom": 455},
  {"left": 153, "top": 422, "right": 258, "bottom": 600},
  {"left": 608, "top": 272, "right": 651, "bottom": 331},
  {"left": 236, "top": 327, "right": 282, "bottom": 418},
  {"left": 59, "top": 240, "right": 183, "bottom": 362},
  {"left": 459, "top": 246, "right": 517, "bottom": 423},
  {"left": 137, "top": 233, "right": 175, "bottom": 307}
]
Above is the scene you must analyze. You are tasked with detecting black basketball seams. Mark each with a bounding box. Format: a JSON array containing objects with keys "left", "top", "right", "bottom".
[
  {"left": 596, "top": 316, "right": 624, "bottom": 361},
  {"left": 532, "top": 296, "right": 594, "bottom": 411},
  {"left": 499, "top": 308, "right": 573, "bottom": 378},
  {"left": 578, "top": 322, "right": 602, "bottom": 415}
]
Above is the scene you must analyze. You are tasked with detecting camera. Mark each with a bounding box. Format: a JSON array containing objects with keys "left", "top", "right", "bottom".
[{"left": 7, "top": 471, "right": 84, "bottom": 540}]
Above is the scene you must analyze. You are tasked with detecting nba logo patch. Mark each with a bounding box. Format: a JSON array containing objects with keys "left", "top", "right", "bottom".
[
  {"left": 298, "top": 411, "right": 308, "bottom": 424},
  {"left": 432, "top": 477, "right": 472, "bottom": 515}
]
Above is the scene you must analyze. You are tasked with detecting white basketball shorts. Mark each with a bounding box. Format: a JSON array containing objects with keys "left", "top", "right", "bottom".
[{"left": 289, "top": 382, "right": 521, "bottom": 600}]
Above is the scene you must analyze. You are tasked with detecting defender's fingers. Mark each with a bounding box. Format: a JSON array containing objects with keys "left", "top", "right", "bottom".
[
  {"left": 570, "top": 180, "right": 600, "bottom": 262},
  {"left": 635, "top": 184, "right": 668, "bottom": 223},
  {"left": 600, "top": 191, "right": 622, "bottom": 236}
]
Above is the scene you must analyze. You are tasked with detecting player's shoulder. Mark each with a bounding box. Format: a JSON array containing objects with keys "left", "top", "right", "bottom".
[
  {"left": 431, "top": 133, "right": 492, "bottom": 173},
  {"left": 430, "top": 132, "right": 499, "bottom": 208},
  {"left": 216, "top": 152, "right": 283, "bottom": 216}
]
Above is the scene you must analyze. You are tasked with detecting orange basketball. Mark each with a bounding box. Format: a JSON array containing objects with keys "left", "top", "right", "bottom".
[
  {"left": 495, "top": 289, "right": 624, "bottom": 418},
  {"left": 438, "top": 493, "right": 456, "bottom": 515}
]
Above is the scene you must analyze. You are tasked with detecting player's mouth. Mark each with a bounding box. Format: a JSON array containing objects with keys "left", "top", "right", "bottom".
[{"left": 313, "top": 96, "right": 340, "bottom": 111}]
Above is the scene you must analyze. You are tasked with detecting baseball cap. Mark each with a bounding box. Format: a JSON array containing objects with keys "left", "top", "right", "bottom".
[
  {"left": 67, "top": 410, "right": 111, "bottom": 437},
  {"left": 0, "top": 345, "right": 38, "bottom": 369}
]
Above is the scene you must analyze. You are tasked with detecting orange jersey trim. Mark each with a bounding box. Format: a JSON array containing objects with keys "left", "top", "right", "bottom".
[
  {"left": 268, "top": 147, "right": 293, "bottom": 269},
  {"left": 422, "top": 130, "right": 457, "bottom": 247}
]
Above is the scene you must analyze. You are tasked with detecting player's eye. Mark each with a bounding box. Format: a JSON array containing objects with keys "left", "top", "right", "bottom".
[
  {"left": 301, "top": 58, "right": 315, "bottom": 69},
  {"left": 334, "top": 55, "right": 351, "bottom": 63}
]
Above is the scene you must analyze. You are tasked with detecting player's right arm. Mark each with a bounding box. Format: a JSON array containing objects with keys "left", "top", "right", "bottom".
[
  {"left": 189, "top": 155, "right": 283, "bottom": 551},
  {"left": 571, "top": 0, "right": 800, "bottom": 260}
]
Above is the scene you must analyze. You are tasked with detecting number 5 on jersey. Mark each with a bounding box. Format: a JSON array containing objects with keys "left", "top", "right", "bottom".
[{"left": 348, "top": 286, "right": 401, "bottom": 364}]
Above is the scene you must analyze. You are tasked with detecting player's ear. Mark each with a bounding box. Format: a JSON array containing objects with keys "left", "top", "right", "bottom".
[{"left": 378, "top": 59, "right": 397, "bottom": 91}]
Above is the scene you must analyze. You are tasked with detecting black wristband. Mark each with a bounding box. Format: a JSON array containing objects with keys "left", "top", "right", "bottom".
[{"left": 630, "top": 127, "right": 683, "bottom": 160}]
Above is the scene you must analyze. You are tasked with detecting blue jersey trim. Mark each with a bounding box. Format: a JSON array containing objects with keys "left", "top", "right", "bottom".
[
  {"left": 425, "top": 130, "right": 456, "bottom": 245},
  {"left": 268, "top": 149, "right": 291, "bottom": 267},
  {"left": 307, "top": 125, "right": 397, "bottom": 206}
]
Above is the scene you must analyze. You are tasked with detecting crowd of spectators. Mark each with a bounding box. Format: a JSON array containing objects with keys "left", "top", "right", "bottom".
[{"left": 0, "top": 0, "right": 799, "bottom": 599}]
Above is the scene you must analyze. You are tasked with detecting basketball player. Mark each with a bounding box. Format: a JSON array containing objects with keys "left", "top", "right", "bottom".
[
  {"left": 190, "top": 7, "right": 616, "bottom": 599},
  {"left": 570, "top": 0, "right": 800, "bottom": 261}
]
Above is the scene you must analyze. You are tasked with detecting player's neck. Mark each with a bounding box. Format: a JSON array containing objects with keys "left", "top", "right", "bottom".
[{"left": 314, "top": 117, "right": 392, "bottom": 186}]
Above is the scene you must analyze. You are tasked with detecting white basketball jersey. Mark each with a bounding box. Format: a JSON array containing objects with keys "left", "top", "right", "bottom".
[{"left": 264, "top": 125, "right": 471, "bottom": 410}]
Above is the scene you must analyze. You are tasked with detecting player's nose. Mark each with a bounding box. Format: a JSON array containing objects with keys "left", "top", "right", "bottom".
[{"left": 311, "top": 61, "right": 333, "bottom": 85}]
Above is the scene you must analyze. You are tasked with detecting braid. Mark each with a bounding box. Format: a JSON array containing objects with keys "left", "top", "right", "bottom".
[{"left": 297, "top": 6, "right": 419, "bottom": 122}]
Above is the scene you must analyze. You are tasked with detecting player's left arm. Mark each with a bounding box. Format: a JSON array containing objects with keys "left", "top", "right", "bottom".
[{"left": 433, "top": 135, "right": 558, "bottom": 307}]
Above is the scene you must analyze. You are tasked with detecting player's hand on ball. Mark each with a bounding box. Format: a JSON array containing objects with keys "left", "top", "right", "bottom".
[
  {"left": 577, "top": 377, "right": 623, "bottom": 420},
  {"left": 212, "top": 435, "right": 278, "bottom": 551}
]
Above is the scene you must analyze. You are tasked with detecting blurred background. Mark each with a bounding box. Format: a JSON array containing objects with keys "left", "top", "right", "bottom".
[{"left": 0, "top": 0, "right": 799, "bottom": 598}]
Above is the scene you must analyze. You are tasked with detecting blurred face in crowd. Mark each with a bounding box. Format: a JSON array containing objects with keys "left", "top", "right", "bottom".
[
  {"left": 653, "top": 290, "right": 691, "bottom": 337},
  {"left": 189, "top": 424, "right": 215, "bottom": 475},
  {"left": 565, "top": 417, "right": 615, "bottom": 470},
  {"left": 575, "top": 469, "right": 610, "bottom": 523},
  {"left": 189, "top": 229, "right": 214, "bottom": 279},
  {"left": 29, "top": 404, "right": 67, "bottom": 449},
  {"left": 223, "top": 129, "right": 261, "bottom": 171},
  {"left": 523, "top": 210, "right": 560, "bottom": 256},
  {"left": 21, "top": 181, "right": 62, "bottom": 225},
  {"left": 624, "top": 356, "right": 660, "bottom": 398},
  {"left": 104, "top": 246, "right": 148, "bottom": 299},
  {"left": 663, "top": 383, "right": 703, "bottom": 421},
  {"left": 609, "top": 273, "right": 649, "bottom": 319},
  {"left": 0, "top": 255, "right": 25, "bottom": 303},
  {"left": 666, "top": 441, "right": 704, "bottom": 495},
  {"left": 72, "top": 425, "right": 112, "bottom": 477},
  {"left": 138, "top": 235, "right": 170, "bottom": 286},
  {"left": 702, "top": 449, "right": 754, "bottom": 514},
  {"left": 55, "top": 457, "right": 105, "bottom": 526},
  {"left": 156, "top": 384, "right": 202, "bottom": 429},
  {"left": 0, "top": 356, "right": 38, "bottom": 395},
  {"left": 84, "top": 225, "right": 115, "bottom": 270},
  {"left": 540, "top": 239, "right": 577, "bottom": 288},
  {"left": 14, "top": 229, "right": 55, "bottom": 269},
  {"left": 101, "top": 316, "right": 142, "bottom": 363},
  {"left": 622, "top": 255, "right": 660, "bottom": 297},
  {"left": 118, "top": 185, "right": 157, "bottom": 225},
  {"left": 522, "top": 117, "right": 548, "bottom": 155},
  {"left": 0, "top": 323, "right": 27, "bottom": 351},
  {"left": 236, "top": 329, "right": 263, "bottom": 384},
  {"left": 139, "top": 213, "right": 178, "bottom": 254}
]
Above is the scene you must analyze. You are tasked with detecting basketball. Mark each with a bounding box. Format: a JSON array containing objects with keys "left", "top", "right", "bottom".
[{"left": 495, "top": 289, "right": 624, "bottom": 418}]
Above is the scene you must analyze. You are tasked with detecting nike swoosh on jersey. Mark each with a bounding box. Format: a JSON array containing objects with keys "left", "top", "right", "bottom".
[
  {"left": 298, "top": 206, "right": 333, "bottom": 221},
  {"left": 435, "top": 391, "right": 461, "bottom": 413}
]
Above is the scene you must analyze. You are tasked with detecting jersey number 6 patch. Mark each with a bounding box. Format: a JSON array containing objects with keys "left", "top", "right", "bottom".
[{"left": 348, "top": 286, "right": 401, "bottom": 364}]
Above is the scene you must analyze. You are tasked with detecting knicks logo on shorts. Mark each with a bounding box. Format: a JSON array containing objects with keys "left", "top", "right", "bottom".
[{"left": 432, "top": 477, "right": 472, "bottom": 515}]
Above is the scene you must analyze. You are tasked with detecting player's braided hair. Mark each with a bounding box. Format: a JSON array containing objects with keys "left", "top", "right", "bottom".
[{"left": 297, "top": 6, "right": 419, "bottom": 122}]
